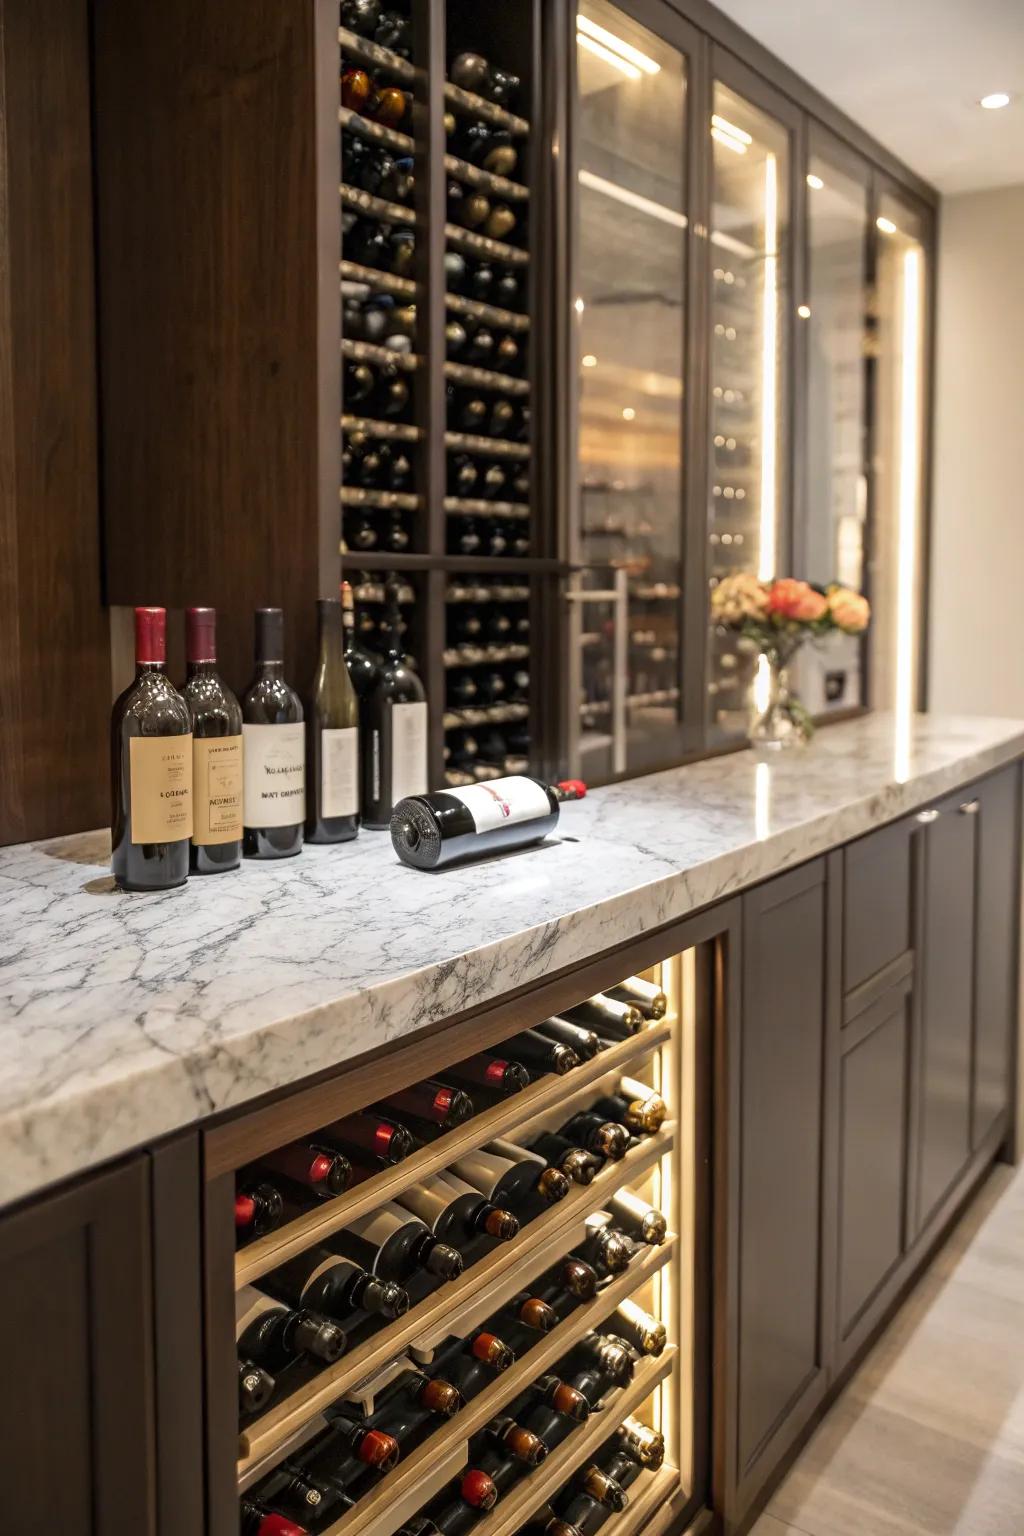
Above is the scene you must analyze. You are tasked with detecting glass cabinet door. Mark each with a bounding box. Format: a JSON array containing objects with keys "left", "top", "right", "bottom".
[
  {"left": 870, "top": 191, "right": 929, "bottom": 727},
  {"left": 706, "top": 82, "right": 790, "bottom": 736},
  {"left": 792, "top": 136, "right": 871, "bottom": 717},
  {"left": 571, "top": 0, "right": 689, "bottom": 781}
]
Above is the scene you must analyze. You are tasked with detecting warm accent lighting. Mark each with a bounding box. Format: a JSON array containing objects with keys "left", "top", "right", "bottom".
[
  {"left": 758, "top": 152, "right": 779, "bottom": 582},
  {"left": 712, "top": 113, "right": 752, "bottom": 144},
  {"left": 578, "top": 168, "right": 688, "bottom": 229},
  {"left": 575, "top": 297, "right": 585, "bottom": 314},
  {"left": 797, "top": 304, "right": 811, "bottom": 319},
  {"left": 894, "top": 245, "right": 923, "bottom": 783},
  {"left": 877, "top": 215, "right": 898, "bottom": 235},
  {"left": 806, "top": 173, "right": 825, "bottom": 190},
  {"left": 980, "top": 91, "right": 1012, "bottom": 109},
  {"left": 622, "top": 407, "right": 636, "bottom": 420},
  {"left": 582, "top": 354, "right": 597, "bottom": 367},
  {"left": 577, "top": 13, "right": 660, "bottom": 75},
  {"left": 578, "top": 31, "right": 641, "bottom": 79},
  {"left": 712, "top": 126, "right": 747, "bottom": 154}
]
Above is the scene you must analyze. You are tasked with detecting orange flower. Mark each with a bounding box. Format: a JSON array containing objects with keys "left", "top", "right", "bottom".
[
  {"left": 828, "top": 586, "right": 871, "bottom": 633},
  {"left": 766, "top": 578, "right": 828, "bottom": 623}
]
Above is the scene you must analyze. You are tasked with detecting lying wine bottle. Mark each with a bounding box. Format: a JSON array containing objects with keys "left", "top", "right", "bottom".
[
  {"left": 235, "top": 1286, "right": 346, "bottom": 1371},
  {"left": 607, "top": 974, "right": 667, "bottom": 1019},
  {"left": 607, "top": 1186, "right": 668, "bottom": 1245},
  {"left": 240, "top": 1497, "right": 310, "bottom": 1536},
  {"left": 238, "top": 1357, "right": 275, "bottom": 1415},
  {"left": 395, "top": 1168, "right": 519, "bottom": 1243},
  {"left": 390, "top": 776, "right": 586, "bottom": 869}
]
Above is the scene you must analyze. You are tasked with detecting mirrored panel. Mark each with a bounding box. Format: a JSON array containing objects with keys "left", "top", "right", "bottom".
[{"left": 572, "top": 0, "right": 688, "bottom": 780}]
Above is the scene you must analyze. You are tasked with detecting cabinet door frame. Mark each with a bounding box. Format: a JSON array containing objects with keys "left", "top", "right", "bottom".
[{"left": 0, "top": 1158, "right": 157, "bottom": 1534}]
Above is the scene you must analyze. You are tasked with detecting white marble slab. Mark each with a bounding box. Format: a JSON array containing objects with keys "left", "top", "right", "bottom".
[{"left": 1, "top": 713, "right": 1021, "bottom": 1209}]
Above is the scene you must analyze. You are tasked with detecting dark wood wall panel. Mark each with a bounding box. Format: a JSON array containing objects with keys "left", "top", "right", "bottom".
[
  {"left": 0, "top": 0, "right": 109, "bottom": 844},
  {"left": 92, "top": 0, "right": 339, "bottom": 694}
]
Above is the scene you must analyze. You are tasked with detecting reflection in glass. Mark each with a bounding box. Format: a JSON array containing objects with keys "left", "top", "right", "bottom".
[
  {"left": 872, "top": 192, "right": 927, "bottom": 768},
  {"left": 707, "top": 84, "right": 789, "bottom": 734},
  {"left": 573, "top": 0, "right": 687, "bottom": 780},
  {"left": 794, "top": 151, "right": 869, "bottom": 716}
]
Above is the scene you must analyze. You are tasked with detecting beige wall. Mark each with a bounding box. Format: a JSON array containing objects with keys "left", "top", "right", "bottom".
[{"left": 928, "top": 184, "right": 1024, "bottom": 715}]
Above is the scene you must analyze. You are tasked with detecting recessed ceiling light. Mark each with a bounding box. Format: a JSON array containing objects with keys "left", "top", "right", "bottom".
[
  {"left": 876, "top": 216, "right": 898, "bottom": 235},
  {"left": 797, "top": 304, "right": 811, "bottom": 319},
  {"left": 582, "top": 354, "right": 597, "bottom": 367},
  {"left": 574, "top": 297, "right": 585, "bottom": 315},
  {"left": 622, "top": 407, "right": 636, "bottom": 421},
  {"left": 980, "top": 92, "right": 1012, "bottom": 110},
  {"left": 806, "top": 173, "right": 825, "bottom": 190}
]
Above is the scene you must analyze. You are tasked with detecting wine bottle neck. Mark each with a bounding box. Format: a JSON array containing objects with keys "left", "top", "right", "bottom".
[
  {"left": 187, "top": 660, "right": 217, "bottom": 679},
  {"left": 135, "top": 660, "right": 167, "bottom": 678}
]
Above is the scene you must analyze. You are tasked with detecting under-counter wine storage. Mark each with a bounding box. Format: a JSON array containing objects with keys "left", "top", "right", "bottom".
[{"left": 204, "top": 933, "right": 710, "bottom": 1536}]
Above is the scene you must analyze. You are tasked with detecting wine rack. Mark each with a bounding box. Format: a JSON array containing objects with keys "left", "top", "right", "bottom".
[{"left": 210, "top": 943, "right": 704, "bottom": 1536}]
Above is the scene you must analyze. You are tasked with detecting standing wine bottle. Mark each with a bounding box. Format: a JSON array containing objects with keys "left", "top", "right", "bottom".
[
  {"left": 342, "top": 580, "right": 379, "bottom": 698},
  {"left": 235, "top": 1286, "right": 347, "bottom": 1371},
  {"left": 262, "top": 1247, "right": 409, "bottom": 1323},
  {"left": 307, "top": 598, "right": 360, "bottom": 843},
  {"left": 110, "top": 606, "right": 193, "bottom": 891},
  {"left": 390, "top": 778, "right": 586, "bottom": 870},
  {"left": 396, "top": 1169, "right": 519, "bottom": 1244},
  {"left": 361, "top": 578, "right": 428, "bottom": 829},
  {"left": 182, "top": 606, "right": 243, "bottom": 875},
  {"left": 243, "top": 608, "right": 305, "bottom": 858},
  {"left": 329, "top": 1202, "right": 463, "bottom": 1282},
  {"left": 563, "top": 994, "right": 644, "bottom": 1041},
  {"left": 451, "top": 1143, "right": 569, "bottom": 1210},
  {"left": 606, "top": 975, "right": 667, "bottom": 1018}
]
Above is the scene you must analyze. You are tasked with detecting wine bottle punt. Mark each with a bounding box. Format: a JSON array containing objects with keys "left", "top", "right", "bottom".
[
  {"left": 391, "top": 777, "right": 586, "bottom": 869},
  {"left": 243, "top": 608, "right": 305, "bottom": 859},
  {"left": 307, "top": 598, "right": 360, "bottom": 843},
  {"left": 361, "top": 578, "right": 428, "bottom": 829},
  {"left": 110, "top": 606, "right": 193, "bottom": 891},
  {"left": 183, "top": 606, "right": 242, "bottom": 875}
]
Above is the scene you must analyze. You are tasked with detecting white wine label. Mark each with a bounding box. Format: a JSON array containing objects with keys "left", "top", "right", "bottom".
[
  {"left": 192, "top": 736, "right": 242, "bottom": 845},
  {"left": 242, "top": 723, "right": 305, "bottom": 828},
  {"left": 349, "top": 1202, "right": 408, "bottom": 1248},
  {"left": 235, "top": 1285, "right": 277, "bottom": 1336},
  {"left": 450, "top": 1147, "right": 507, "bottom": 1198},
  {"left": 321, "top": 726, "right": 359, "bottom": 818},
  {"left": 391, "top": 700, "right": 428, "bottom": 803},
  {"left": 445, "top": 775, "right": 550, "bottom": 834},
  {"left": 393, "top": 1181, "right": 448, "bottom": 1227},
  {"left": 129, "top": 735, "right": 193, "bottom": 844}
]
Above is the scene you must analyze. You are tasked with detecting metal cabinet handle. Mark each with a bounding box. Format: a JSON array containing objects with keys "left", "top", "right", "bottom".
[
  {"left": 916, "top": 808, "right": 940, "bottom": 824},
  {"left": 959, "top": 799, "right": 980, "bottom": 815}
]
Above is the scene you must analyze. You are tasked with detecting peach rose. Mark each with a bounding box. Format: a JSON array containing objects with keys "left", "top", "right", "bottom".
[
  {"left": 828, "top": 587, "right": 870, "bottom": 633},
  {"left": 710, "top": 572, "right": 769, "bottom": 624},
  {"left": 766, "top": 578, "right": 828, "bottom": 623}
]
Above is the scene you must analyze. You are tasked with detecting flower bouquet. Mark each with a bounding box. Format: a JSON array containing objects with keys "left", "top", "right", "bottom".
[{"left": 710, "top": 574, "right": 870, "bottom": 750}]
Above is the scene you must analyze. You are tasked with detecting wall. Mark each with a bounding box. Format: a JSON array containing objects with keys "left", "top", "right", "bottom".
[{"left": 928, "top": 184, "right": 1024, "bottom": 716}]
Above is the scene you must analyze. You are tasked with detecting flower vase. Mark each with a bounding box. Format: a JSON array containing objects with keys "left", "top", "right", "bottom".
[{"left": 749, "top": 657, "right": 803, "bottom": 756}]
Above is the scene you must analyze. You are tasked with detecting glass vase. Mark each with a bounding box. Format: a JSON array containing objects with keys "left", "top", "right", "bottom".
[{"left": 749, "top": 656, "right": 801, "bottom": 756}]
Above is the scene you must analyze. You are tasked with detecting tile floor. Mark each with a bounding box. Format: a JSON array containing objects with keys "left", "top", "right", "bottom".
[{"left": 750, "top": 1161, "right": 1024, "bottom": 1536}]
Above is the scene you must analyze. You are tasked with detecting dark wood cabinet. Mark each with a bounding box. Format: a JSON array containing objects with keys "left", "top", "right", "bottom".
[
  {"left": 728, "top": 860, "right": 829, "bottom": 1520},
  {"left": 972, "top": 763, "right": 1021, "bottom": 1149},
  {"left": 842, "top": 816, "right": 914, "bottom": 999},
  {"left": 913, "top": 793, "right": 978, "bottom": 1234},
  {"left": 0, "top": 1159, "right": 156, "bottom": 1535}
]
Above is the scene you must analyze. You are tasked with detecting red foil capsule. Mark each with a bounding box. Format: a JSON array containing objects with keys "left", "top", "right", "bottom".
[
  {"left": 234, "top": 1193, "right": 256, "bottom": 1229},
  {"left": 357, "top": 1428, "right": 400, "bottom": 1470},
  {"left": 460, "top": 1469, "right": 498, "bottom": 1510}
]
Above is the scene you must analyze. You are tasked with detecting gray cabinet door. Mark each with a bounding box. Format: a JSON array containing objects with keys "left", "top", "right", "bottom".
[
  {"left": 915, "top": 794, "right": 977, "bottom": 1234},
  {"left": 0, "top": 1159, "right": 156, "bottom": 1534},
  {"left": 735, "top": 859, "right": 828, "bottom": 1509},
  {"left": 972, "top": 765, "right": 1021, "bottom": 1148}
]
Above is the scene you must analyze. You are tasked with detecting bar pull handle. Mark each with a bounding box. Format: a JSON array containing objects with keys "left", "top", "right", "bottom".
[
  {"left": 959, "top": 799, "right": 980, "bottom": 815},
  {"left": 915, "top": 808, "right": 939, "bottom": 825}
]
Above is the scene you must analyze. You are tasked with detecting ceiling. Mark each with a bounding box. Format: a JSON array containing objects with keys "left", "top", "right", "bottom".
[{"left": 710, "top": 0, "right": 1024, "bottom": 195}]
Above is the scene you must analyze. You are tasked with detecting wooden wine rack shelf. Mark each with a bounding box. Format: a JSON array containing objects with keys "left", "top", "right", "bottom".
[
  {"left": 446, "top": 292, "right": 530, "bottom": 331},
  {"left": 445, "top": 431, "right": 530, "bottom": 460},
  {"left": 443, "top": 644, "right": 530, "bottom": 669},
  {"left": 342, "top": 415, "right": 424, "bottom": 442},
  {"left": 616, "top": 1465, "right": 689, "bottom": 1536},
  {"left": 339, "top": 104, "right": 414, "bottom": 157},
  {"left": 341, "top": 260, "right": 419, "bottom": 299},
  {"left": 445, "top": 222, "right": 530, "bottom": 266},
  {"left": 342, "top": 337, "right": 421, "bottom": 371},
  {"left": 445, "top": 360, "right": 530, "bottom": 396},
  {"left": 467, "top": 1350, "right": 678, "bottom": 1536},
  {"left": 444, "top": 154, "right": 529, "bottom": 202},
  {"left": 445, "top": 497, "right": 531, "bottom": 520},
  {"left": 341, "top": 183, "right": 417, "bottom": 225},
  {"left": 237, "top": 1127, "right": 675, "bottom": 1471},
  {"left": 236, "top": 1020, "right": 670, "bottom": 1287},
  {"left": 339, "top": 487, "right": 422, "bottom": 512},
  {"left": 314, "top": 1241, "right": 677, "bottom": 1536},
  {"left": 444, "top": 80, "right": 530, "bottom": 138},
  {"left": 339, "top": 26, "right": 416, "bottom": 84},
  {"left": 444, "top": 702, "right": 531, "bottom": 729}
]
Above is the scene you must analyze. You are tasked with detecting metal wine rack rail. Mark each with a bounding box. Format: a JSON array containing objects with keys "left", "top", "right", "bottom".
[
  {"left": 338, "top": 6, "right": 549, "bottom": 792},
  {"left": 219, "top": 953, "right": 694, "bottom": 1536}
]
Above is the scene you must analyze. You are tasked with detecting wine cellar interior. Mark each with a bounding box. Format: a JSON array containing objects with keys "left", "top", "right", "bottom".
[{"left": 220, "top": 947, "right": 706, "bottom": 1536}]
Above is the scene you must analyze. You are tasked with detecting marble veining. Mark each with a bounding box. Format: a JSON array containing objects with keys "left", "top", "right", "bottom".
[{"left": 1, "top": 713, "right": 1021, "bottom": 1209}]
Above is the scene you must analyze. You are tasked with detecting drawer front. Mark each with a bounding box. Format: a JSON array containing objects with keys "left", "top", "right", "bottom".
[{"left": 843, "top": 818, "right": 913, "bottom": 995}]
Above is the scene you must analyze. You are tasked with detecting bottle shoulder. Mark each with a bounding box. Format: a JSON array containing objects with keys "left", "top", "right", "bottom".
[
  {"left": 243, "top": 674, "right": 304, "bottom": 723},
  {"left": 183, "top": 672, "right": 243, "bottom": 734},
  {"left": 369, "top": 658, "right": 426, "bottom": 704},
  {"left": 113, "top": 672, "right": 191, "bottom": 736}
]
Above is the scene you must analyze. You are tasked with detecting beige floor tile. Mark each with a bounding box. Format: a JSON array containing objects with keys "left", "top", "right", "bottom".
[{"left": 748, "top": 1515, "right": 813, "bottom": 1536}]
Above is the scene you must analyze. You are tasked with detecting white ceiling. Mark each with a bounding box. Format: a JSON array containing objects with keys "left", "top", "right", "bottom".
[{"left": 710, "top": 0, "right": 1024, "bottom": 195}]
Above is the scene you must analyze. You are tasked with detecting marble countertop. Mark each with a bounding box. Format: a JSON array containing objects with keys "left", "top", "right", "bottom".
[{"left": 2, "top": 712, "right": 1021, "bottom": 1210}]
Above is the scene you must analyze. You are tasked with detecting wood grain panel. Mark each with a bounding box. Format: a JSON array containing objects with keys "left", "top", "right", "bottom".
[
  {"left": 92, "top": 0, "right": 339, "bottom": 693},
  {"left": 0, "top": 0, "right": 109, "bottom": 844}
]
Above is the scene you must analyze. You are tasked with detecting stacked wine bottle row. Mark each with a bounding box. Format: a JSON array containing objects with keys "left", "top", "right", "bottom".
[{"left": 234, "top": 973, "right": 678, "bottom": 1536}]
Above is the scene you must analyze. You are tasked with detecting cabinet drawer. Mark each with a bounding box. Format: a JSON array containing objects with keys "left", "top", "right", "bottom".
[{"left": 843, "top": 818, "right": 913, "bottom": 995}]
